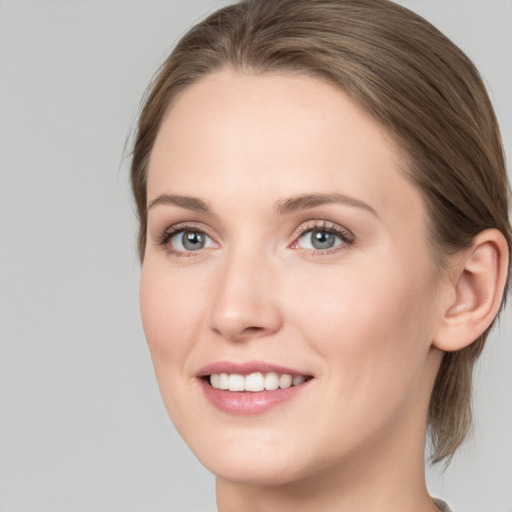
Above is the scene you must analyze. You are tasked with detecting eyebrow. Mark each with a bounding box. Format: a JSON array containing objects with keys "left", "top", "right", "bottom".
[
  {"left": 147, "top": 194, "right": 210, "bottom": 213},
  {"left": 147, "top": 192, "right": 377, "bottom": 217},
  {"left": 274, "top": 193, "right": 378, "bottom": 217}
]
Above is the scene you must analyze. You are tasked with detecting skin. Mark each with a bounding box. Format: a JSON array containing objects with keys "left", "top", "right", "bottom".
[{"left": 141, "top": 69, "right": 453, "bottom": 512}]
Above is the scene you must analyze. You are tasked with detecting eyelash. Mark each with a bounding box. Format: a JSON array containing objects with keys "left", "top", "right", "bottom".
[{"left": 157, "top": 221, "right": 355, "bottom": 257}]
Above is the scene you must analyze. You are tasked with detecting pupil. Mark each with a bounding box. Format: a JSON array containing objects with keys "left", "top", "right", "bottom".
[
  {"left": 182, "top": 231, "right": 205, "bottom": 250},
  {"left": 312, "top": 229, "right": 335, "bottom": 250}
]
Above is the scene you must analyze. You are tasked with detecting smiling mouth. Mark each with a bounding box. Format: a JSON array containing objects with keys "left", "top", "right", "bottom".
[{"left": 207, "top": 372, "right": 312, "bottom": 392}]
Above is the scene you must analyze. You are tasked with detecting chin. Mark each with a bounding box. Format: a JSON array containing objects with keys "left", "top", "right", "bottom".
[
  {"left": 179, "top": 425, "right": 311, "bottom": 486},
  {"left": 203, "top": 453, "right": 306, "bottom": 487}
]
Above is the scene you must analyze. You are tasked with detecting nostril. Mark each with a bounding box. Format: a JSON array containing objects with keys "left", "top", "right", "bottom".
[{"left": 244, "top": 326, "right": 264, "bottom": 333}]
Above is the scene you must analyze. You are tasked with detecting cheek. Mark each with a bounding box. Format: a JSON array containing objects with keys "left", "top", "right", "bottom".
[
  {"left": 139, "top": 263, "right": 202, "bottom": 371},
  {"left": 139, "top": 263, "right": 212, "bottom": 435},
  {"left": 285, "top": 259, "right": 438, "bottom": 381},
  {"left": 292, "top": 266, "right": 438, "bottom": 439}
]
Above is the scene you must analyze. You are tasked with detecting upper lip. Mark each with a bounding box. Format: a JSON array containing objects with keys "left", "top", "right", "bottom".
[{"left": 196, "top": 360, "right": 311, "bottom": 378}]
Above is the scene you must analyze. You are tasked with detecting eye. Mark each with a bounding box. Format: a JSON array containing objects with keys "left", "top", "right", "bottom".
[
  {"left": 293, "top": 222, "right": 354, "bottom": 252},
  {"left": 297, "top": 228, "right": 341, "bottom": 250},
  {"left": 162, "top": 227, "right": 216, "bottom": 254}
]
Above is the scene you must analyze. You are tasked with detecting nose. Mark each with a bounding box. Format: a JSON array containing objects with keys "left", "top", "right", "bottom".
[{"left": 208, "top": 248, "right": 283, "bottom": 342}]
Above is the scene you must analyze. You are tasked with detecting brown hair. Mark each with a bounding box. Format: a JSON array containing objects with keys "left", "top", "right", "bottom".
[{"left": 130, "top": 0, "right": 511, "bottom": 463}]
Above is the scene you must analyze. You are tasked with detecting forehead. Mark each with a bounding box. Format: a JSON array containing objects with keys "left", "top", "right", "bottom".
[{"left": 147, "top": 69, "right": 421, "bottom": 224}]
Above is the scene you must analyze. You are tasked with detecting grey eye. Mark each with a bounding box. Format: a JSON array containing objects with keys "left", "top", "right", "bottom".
[
  {"left": 311, "top": 229, "right": 337, "bottom": 249},
  {"left": 170, "top": 230, "right": 213, "bottom": 251},
  {"left": 297, "top": 228, "right": 342, "bottom": 250}
]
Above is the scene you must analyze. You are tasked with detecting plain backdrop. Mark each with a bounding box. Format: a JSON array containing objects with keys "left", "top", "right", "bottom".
[{"left": 0, "top": 1, "right": 510, "bottom": 511}]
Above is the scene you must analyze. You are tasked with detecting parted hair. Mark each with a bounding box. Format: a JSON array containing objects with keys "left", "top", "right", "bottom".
[{"left": 131, "top": 0, "right": 511, "bottom": 463}]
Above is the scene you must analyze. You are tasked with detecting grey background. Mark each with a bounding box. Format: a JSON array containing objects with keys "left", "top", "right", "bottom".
[{"left": 0, "top": 1, "right": 510, "bottom": 511}]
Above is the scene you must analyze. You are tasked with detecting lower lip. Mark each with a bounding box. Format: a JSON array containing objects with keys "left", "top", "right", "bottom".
[{"left": 199, "top": 379, "right": 311, "bottom": 416}]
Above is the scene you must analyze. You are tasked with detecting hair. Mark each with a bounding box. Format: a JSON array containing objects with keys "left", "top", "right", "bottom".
[{"left": 130, "top": 0, "right": 511, "bottom": 463}]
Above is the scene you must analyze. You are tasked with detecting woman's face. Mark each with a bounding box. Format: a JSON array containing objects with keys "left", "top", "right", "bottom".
[{"left": 141, "top": 70, "right": 446, "bottom": 486}]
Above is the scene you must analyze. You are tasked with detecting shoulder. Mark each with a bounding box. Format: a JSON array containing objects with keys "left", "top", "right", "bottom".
[{"left": 434, "top": 498, "right": 453, "bottom": 512}]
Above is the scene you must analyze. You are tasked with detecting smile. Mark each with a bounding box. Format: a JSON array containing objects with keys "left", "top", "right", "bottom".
[
  {"left": 209, "top": 372, "right": 308, "bottom": 392},
  {"left": 198, "top": 362, "right": 313, "bottom": 415}
]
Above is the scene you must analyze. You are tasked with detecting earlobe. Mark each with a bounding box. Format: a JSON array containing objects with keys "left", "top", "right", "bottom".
[{"left": 433, "top": 229, "right": 509, "bottom": 352}]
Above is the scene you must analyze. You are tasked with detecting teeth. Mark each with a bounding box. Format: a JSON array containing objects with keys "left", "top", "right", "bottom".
[
  {"left": 209, "top": 372, "right": 309, "bottom": 392},
  {"left": 219, "top": 373, "right": 229, "bottom": 390},
  {"left": 264, "top": 371, "right": 279, "bottom": 390},
  {"left": 292, "top": 375, "right": 306, "bottom": 386},
  {"left": 228, "top": 374, "right": 245, "bottom": 392},
  {"left": 279, "top": 374, "right": 292, "bottom": 389},
  {"left": 245, "top": 372, "right": 265, "bottom": 392},
  {"left": 210, "top": 373, "right": 220, "bottom": 388}
]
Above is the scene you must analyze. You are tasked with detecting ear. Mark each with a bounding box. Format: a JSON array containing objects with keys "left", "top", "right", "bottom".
[{"left": 433, "top": 229, "right": 509, "bottom": 352}]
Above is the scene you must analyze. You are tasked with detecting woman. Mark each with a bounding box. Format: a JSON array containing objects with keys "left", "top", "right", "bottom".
[{"left": 130, "top": 0, "right": 511, "bottom": 510}]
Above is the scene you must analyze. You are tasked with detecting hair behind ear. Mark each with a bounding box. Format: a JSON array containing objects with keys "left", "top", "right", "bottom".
[
  {"left": 428, "top": 344, "right": 481, "bottom": 464},
  {"left": 428, "top": 228, "right": 509, "bottom": 463}
]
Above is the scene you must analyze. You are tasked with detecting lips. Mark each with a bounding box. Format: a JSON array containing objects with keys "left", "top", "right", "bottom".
[{"left": 197, "top": 361, "right": 313, "bottom": 415}]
